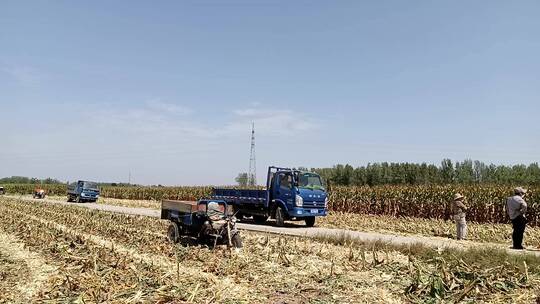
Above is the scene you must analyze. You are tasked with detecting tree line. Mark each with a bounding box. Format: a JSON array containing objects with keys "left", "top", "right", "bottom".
[
  {"left": 310, "top": 159, "right": 540, "bottom": 186},
  {"left": 0, "top": 176, "right": 63, "bottom": 184},
  {"left": 0, "top": 176, "right": 137, "bottom": 187}
]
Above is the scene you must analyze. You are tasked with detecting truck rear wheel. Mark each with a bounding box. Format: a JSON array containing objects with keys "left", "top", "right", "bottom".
[
  {"left": 167, "top": 222, "right": 180, "bottom": 243},
  {"left": 253, "top": 215, "right": 268, "bottom": 224},
  {"left": 67, "top": 195, "right": 72, "bottom": 202},
  {"left": 275, "top": 206, "right": 285, "bottom": 227},
  {"left": 305, "top": 216, "right": 316, "bottom": 227}
]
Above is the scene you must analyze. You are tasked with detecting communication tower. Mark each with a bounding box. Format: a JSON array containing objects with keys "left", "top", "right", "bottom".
[{"left": 248, "top": 122, "right": 257, "bottom": 186}]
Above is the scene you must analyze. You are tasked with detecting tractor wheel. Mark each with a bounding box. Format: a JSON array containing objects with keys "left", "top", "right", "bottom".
[
  {"left": 167, "top": 222, "right": 180, "bottom": 243},
  {"left": 275, "top": 206, "right": 285, "bottom": 227},
  {"left": 253, "top": 215, "right": 268, "bottom": 224},
  {"left": 67, "top": 195, "right": 72, "bottom": 202},
  {"left": 305, "top": 216, "right": 316, "bottom": 227},
  {"left": 231, "top": 233, "right": 243, "bottom": 248}
]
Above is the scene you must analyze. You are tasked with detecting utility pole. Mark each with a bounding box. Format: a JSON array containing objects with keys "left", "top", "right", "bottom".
[
  {"left": 248, "top": 122, "right": 257, "bottom": 186},
  {"left": 128, "top": 170, "right": 131, "bottom": 185}
]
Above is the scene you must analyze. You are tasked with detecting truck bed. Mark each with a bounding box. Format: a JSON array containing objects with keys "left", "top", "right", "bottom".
[{"left": 212, "top": 188, "right": 268, "bottom": 206}]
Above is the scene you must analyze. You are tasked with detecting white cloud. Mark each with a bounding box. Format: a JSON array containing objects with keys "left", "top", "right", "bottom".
[
  {"left": 145, "top": 98, "right": 192, "bottom": 115},
  {"left": 1, "top": 65, "right": 45, "bottom": 86},
  {"left": 91, "top": 102, "right": 319, "bottom": 143},
  {"left": 226, "top": 107, "right": 318, "bottom": 136}
]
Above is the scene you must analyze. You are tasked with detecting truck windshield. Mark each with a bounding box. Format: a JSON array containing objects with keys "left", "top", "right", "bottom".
[
  {"left": 297, "top": 173, "right": 323, "bottom": 189},
  {"left": 83, "top": 182, "right": 99, "bottom": 190}
]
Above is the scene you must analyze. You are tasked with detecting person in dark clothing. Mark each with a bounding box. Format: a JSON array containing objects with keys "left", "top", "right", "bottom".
[{"left": 506, "top": 187, "right": 528, "bottom": 249}]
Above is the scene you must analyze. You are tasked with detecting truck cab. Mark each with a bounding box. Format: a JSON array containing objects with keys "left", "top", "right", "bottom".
[
  {"left": 266, "top": 167, "right": 328, "bottom": 226},
  {"left": 67, "top": 180, "right": 100, "bottom": 203}
]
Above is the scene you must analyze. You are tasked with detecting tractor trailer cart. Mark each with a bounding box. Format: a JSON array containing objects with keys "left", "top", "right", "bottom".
[
  {"left": 212, "top": 166, "right": 328, "bottom": 227},
  {"left": 161, "top": 199, "right": 242, "bottom": 248}
]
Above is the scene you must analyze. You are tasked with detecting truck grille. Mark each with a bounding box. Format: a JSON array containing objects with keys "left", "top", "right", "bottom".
[{"left": 302, "top": 201, "right": 325, "bottom": 208}]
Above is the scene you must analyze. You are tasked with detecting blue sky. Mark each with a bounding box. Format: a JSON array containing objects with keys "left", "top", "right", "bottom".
[{"left": 1, "top": 1, "right": 539, "bottom": 185}]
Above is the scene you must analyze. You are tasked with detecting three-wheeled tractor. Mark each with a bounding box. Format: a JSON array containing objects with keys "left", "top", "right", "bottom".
[
  {"left": 161, "top": 199, "right": 242, "bottom": 248},
  {"left": 33, "top": 188, "right": 46, "bottom": 199}
]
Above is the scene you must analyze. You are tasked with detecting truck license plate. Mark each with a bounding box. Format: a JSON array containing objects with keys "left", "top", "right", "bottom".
[{"left": 310, "top": 209, "right": 318, "bottom": 214}]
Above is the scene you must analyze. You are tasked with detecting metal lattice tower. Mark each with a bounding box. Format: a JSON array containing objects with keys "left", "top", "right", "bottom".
[{"left": 248, "top": 122, "right": 257, "bottom": 186}]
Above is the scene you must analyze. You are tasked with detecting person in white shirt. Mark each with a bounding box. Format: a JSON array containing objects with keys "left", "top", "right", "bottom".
[{"left": 506, "top": 187, "right": 528, "bottom": 250}]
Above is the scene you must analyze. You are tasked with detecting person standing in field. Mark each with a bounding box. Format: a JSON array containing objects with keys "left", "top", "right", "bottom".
[
  {"left": 452, "top": 193, "right": 468, "bottom": 240},
  {"left": 507, "top": 187, "right": 528, "bottom": 250}
]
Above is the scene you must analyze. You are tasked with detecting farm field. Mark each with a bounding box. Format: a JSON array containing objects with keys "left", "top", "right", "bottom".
[
  {"left": 318, "top": 212, "right": 540, "bottom": 247},
  {"left": 31, "top": 195, "right": 540, "bottom": 247},
  {"left": 0, "top": 198, "right": 540, "bottom": 303},
  {"left": 3, "top": 184, "right": 539, "bottom": 225},
  {"left": 33, "top": 194, "right": 163, "bottom": 209},
  {"left": 2, "top": 196, "right": 540, "bottom": 303}
]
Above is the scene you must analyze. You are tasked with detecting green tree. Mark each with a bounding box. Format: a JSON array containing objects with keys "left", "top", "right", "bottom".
[
  {"left": 235, "top": 173, "right": 248, "bottom": 186},
  {"left": 440, "top": 159, "right": 454, "bottom": 183},
  {"left": 455, "top": 159, "right": 474, "bottom": 184}
]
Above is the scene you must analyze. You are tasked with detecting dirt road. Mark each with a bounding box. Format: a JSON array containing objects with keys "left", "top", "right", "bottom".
[{"left": 6, "top": 195, "right": 538, "bottom": 256}]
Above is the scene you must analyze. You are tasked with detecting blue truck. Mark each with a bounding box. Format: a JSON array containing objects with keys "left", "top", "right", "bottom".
[
  {"left": 67, "top": 180, "right": 100, "bottom": 203},
  {"left": 212, "top": 166, "right": 328, "bottom": 227}
]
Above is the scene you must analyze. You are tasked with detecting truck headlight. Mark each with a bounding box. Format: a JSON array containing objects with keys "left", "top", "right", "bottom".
[
  {"left": 324, "top": 197, "right": 328, "bottom": 208},
  {"left": 295, "top": 195, "right": 303, "bottom": 207},
  {"left": 81, "top": 193, "right": 87, "bottom": 197}
]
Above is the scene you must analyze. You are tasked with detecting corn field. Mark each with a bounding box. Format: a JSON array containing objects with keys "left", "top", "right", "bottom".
[
  {"left": 3, "top": 184, "right": 538, "bottom": 225},
  {"left": 328, "top": 185, "right": 539, "bottom": 225}
]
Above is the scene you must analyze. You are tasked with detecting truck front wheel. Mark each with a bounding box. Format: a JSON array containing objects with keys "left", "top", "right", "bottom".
[
  {"left": 305, "top": 216, "right": 316, "bottom": 227},
  {"left": 275, "top": 206, "right": 285, "bottom": 227},
  {"left": 253, "top": 215, "right": 268, "bottom": 224}
]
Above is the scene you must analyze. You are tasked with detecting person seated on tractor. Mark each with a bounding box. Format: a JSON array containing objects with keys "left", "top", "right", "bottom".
[{"left": 207, "top": 201, "right": 227, "bottom": 230}]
